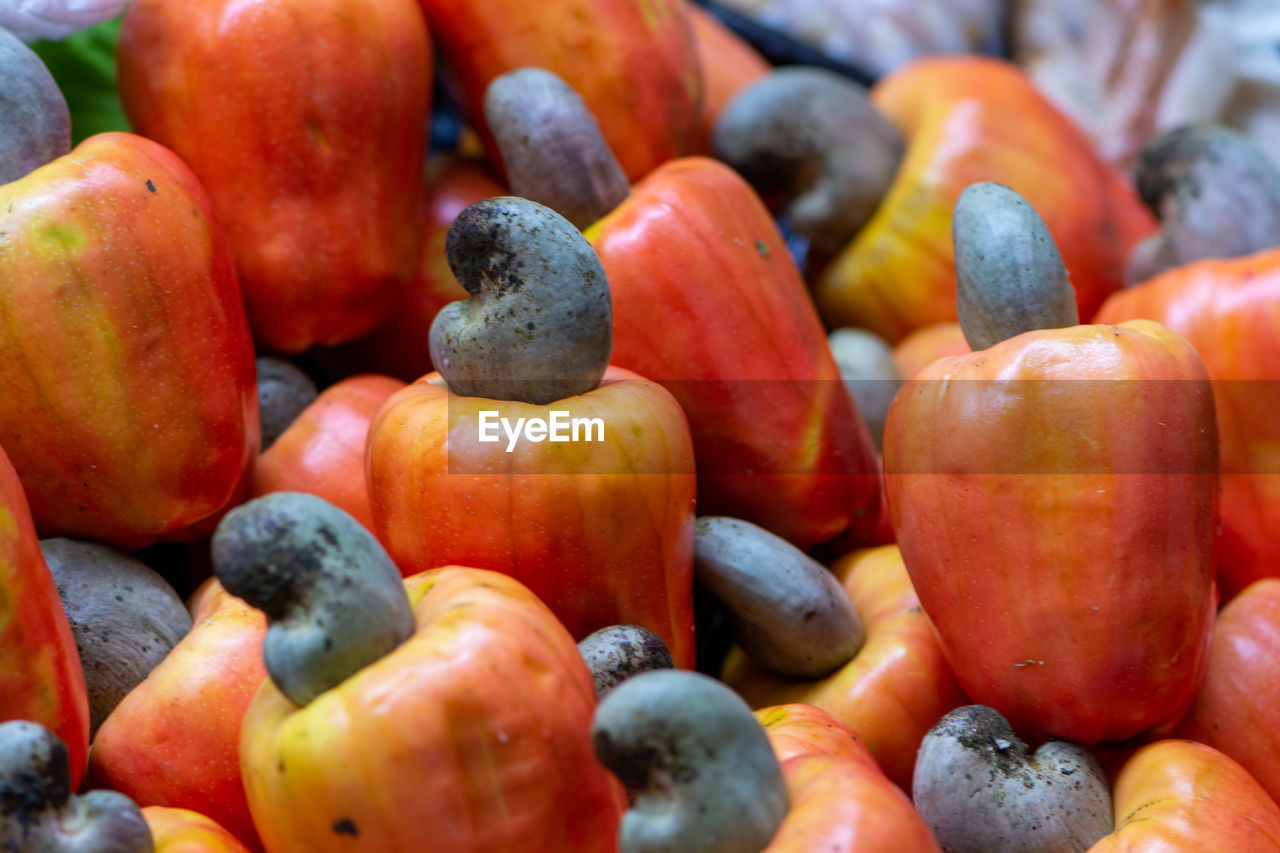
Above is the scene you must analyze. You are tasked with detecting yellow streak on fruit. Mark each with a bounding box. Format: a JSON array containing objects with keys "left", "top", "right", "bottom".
[
  {"left": 43, "top": 223, "right": 84, "bottom": 252},
  {"left": 637, "top": 0, "right": 665, "bottom": 31}
]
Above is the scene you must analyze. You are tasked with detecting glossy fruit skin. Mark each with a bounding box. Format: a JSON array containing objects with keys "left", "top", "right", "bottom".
[
  {"left": 1175, "top": 578, "right": 1280, "bottom": 804},
  {"left": 724, "top": 545, "right": 967, "bottom": 791},
  {"left": 252, "top": 374, "right": 406, "bottom": 535},
  {"left": 1096, "top": 249, "right": 1280, "bottom": 601},
  {"left": 1088, "top": 740, "right": 1280, "bottom": 851},
  {"left": 587, "top": 156, "right": 882, "bottom": 550},
  {"left": 117, "top": 0, "right": 432, "bottom": 354},
  {"left": 0, "top": 443, "right": 89, "bottom": 789},
  {"left": 419, "top": 0, "right": 698, "bottom": 182},
  {"left": 755, "top": 703, "right": 878, "bottom": 768},
  {"left": 0, "top": 132, "right": 257, "bottom": 550},
  {"left": 757, "top": 704, "right": 939, "bottom": 853},
  {"left": 315, "top": 157, "right": 502, "bottom": 383},
  {"left": 241, "top": 567, "right": 625, "bottom": 853},
  {"left": 368, "top": 367, "right": 697, "bottom": 668},
  {"left": 143, "top": 807, "right": 252, "bottom": 853},
  {"left": 885, "top": 320, "right": 1218, "bottom": 745},
  {"left": 88, "top": 580, "right": 268, "bottom": 852},
  {"left": 816, "top": 56, "right": 1155, "bottom": 342},
  {"left": 765, "top": 755, "right": 941, "bottom": 853}
]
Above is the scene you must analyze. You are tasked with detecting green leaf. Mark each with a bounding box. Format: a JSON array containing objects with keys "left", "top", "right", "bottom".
[{"left": 29, "top": 16, "right": 129, "bottom": 145}]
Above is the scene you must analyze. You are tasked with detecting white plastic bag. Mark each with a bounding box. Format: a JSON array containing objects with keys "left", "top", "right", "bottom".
[
  {"left": 1013, "top": 0, "right": 1280, "bottom": 171},
  {"left": 1, "top": 0, "right": 130, "bottom": 42}
]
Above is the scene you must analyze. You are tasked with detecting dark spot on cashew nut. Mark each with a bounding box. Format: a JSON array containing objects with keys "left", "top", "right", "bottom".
[
  {"left": 578, "top": 624, "right": 675, "bottom": 699},
  {"left": 714, "top": 67, "right": 903, "bottom": 257},
  {"left": 592, "top": 670, "right": 788, "bottom": 853},
  {"left": 430, "top": 197, "right": 612, "bottom": 405},
  {"left": 913, "top": 705, "right": 1112, "bottom": 853},
  {"left": 211, "top": 492, "right": 415, "bottom": 707},
  {"left": 1126, "top": 124, "right": 1280, "bottom": 285},
  {"left": 0, "top": 721, "right": 152, "bottom": 852}
]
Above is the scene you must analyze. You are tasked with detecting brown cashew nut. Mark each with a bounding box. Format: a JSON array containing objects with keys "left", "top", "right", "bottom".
[
  {"left": 42, "top": 537, "right": 192, "bottom": 735},
  {"left": 0, "top": 720, "right": 153, "bottom": 852},
  {"left": 593, "top": 669, "right": 788, "bottom": 853},
  {"left": 953, "top": 182, "right": 1079, "bottom": 350},
  {"left": 429, "top": 196, "right": 613, "bottom": 405},
  {"left": 484, "top": 67, "right": 630, "bottom": 230},
  {"left": 578, "top": 624, "right": 675, "bottom": 699},
  {"left": 712, "top": 66, "right": 903, "bottom": 257},
  {"left": 211, "top": 491, "right": 415, "bottom": 707},
  {"left": 1127, "top": 123, "right": 1280, "bottom": 285},
  {"left": 0, "top": 25, "right": 70, "bottom": 184},
  {"left": 694, "top": 516, "right": 863, "bottom": 678},
  {"left": 913, "top": 705, "right": 1112, "bottom": 853}
]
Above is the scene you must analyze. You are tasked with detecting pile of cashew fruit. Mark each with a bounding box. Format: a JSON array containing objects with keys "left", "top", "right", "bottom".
[{"left": 2, "top": 0, "right": 1280, "bottom": 851}]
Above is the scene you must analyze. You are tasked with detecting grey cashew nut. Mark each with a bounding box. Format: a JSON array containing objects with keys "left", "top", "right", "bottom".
[
  {"left": 485, "top": 67, "right": 630, "bottom": 230},
  {"left": 578, "top": 624, "right": 674, "bottom": 699},
  {"left": 913, "top": 705, "right": 1112, "bottom": 853},
  {"left": 42, "top": 537, "right": 192, "bottom": 735},
  {"left": 1127, "top": 123, "right": 1280, "bottom": 285},
  {"left": 0, "top": 25, "right": 70, "bottom": 185},
  {"left": 0, "top": 720, "right": 153, "bottom": 852},
  {"left": 211, "top": 491, "right": 415, "bottom": 707},
  {"left": 256, "top": 356, "right": 318, "bottom": 450},
  {"left": 828, "top": 327, "right": 901, "bottom": 451},
  {"left": 429, "top": 196, "right": 613, "bottom": 405},
  {"left": 713, "top": 67, "right": 903, "bottom": 257},
  {"left": 593, "top": 669, "right": 788, "bottom": 853},
  {"left": 694, "top": 516, "right": 863, "bottom": 678},
  {"left": 953, "top": 182, "right": 1079, "bottom": 351}
]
